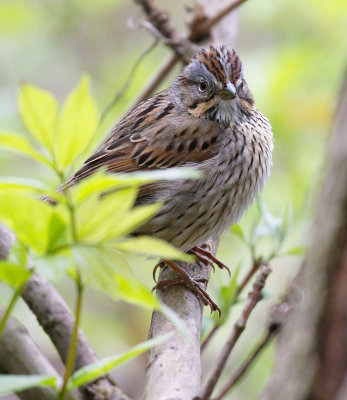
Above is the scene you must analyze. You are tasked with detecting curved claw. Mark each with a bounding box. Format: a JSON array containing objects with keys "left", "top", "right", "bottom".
[
  {"left": 189, "top": 249, "right": 216, "bottom": 272},
  {"left": 191, "top": 246, "right": 231, "bottom": 277},
  {"left": 153, "top": 261, "right": 165, "bottom": 282}
]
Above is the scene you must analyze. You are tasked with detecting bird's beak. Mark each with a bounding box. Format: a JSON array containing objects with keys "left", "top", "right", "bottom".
[{"left": 219, "top": 82, "right": 236, "bottom": 100}]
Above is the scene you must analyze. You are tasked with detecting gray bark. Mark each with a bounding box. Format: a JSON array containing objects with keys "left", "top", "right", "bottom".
[{"left": 261, "top": 71, "right": 347, "bottom": 400}]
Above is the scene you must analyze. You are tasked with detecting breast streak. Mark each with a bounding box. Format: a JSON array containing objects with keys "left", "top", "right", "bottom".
[{"left": 143, "top": 115, "right": 273, "bottom": 252}]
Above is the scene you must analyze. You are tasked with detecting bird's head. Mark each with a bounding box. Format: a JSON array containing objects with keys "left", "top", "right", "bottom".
[{"left": 177, "top": 45, "right": 254, "bottom": 125}]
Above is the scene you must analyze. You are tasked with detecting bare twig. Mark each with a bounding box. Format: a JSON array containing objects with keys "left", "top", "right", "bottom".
[
  {"left": 236, "top": 258, "right": 261, "bottom": 297},
  {"left": 129, "top": 52, "right": 179, "bottom": 108},
  {"left": 200, "top": 259, "right": 261, "bottom": 352},
  {"left": 188, "top": 0, "right": 249, "bottom": 42},
  {"left": 100, "top": 40, "right": 159, "bottom": 124},
  {"left": 200, "top": 264, "right": 272, "bottom": 400},
  {"left": 135, "top": 0, "right": 194, "bottom": 62},
  {"left": 215, "top": 330, "right": 275, "bottom": 400}
]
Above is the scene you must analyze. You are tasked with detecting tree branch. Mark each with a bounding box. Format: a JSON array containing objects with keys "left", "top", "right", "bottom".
[
  {"left": 261, "top": 70, "right": 347, "bottom": 400},
  {"left": 0, "top": 305, "right": 71, "bottom": 400},
  {"left": 145, "top": 238, "right": 218, "bottom": 400},
  {"left": 200, "top": 264, "right": 272, "bottom": 400}
]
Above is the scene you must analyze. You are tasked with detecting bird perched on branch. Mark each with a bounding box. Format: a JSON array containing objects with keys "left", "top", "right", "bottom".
[{"left": 66, "top": 45, "right": 274, "bottom": 314}]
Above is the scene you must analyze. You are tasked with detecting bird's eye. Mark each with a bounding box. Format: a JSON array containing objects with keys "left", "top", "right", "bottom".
[{"left": 198, "top": 79, "right": 208, "bottom": 93}]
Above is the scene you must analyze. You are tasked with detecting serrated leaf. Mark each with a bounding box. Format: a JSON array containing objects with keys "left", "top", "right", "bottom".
[
  {"left": 0, "top": 192, "right": 68, "bottom": 255},
  {"left": 112, "top": 273, "right": 159, "bottom": 309},
  {"left": 56, "top": 75, "right": 98, "bottom": 168},
  {"left": 115, "top": 236, "right": 194, "bottom": 263},
  {"left": 77, "top": 187, "right": 138, "bottom": 240},
  {"left": 106, "top": 203, "right": 162, "bottom": 239},
  {"left": 66, "top": 333, "right": 173, "bottom": 391},
  {"left": 72, "top": 167, "right": 200, "bottom": 205},
  {"left": 18, "top": 84, "right": 58, "bottom": 151},
  {"left": 0, "top": 131, "right": 52, "bottom": 166},
  {"left": 0, "top": 375, "right": 58, "bottom": 394}
]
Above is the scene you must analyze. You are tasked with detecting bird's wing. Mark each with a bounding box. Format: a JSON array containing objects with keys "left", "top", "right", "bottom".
[{"left": 70, "top": 93, "right": 221, "bottom": 183}]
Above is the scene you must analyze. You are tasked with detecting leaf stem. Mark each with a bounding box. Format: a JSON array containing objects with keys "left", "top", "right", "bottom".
[
  {"left": 0, "top": 287, "right": 22, "bottom": 341},
  {"left": 57, "top": 270, "right": 84, "bottom": 400}
]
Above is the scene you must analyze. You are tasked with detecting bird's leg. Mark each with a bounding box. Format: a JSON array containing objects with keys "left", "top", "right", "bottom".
[
  {"left": 152, "top": 260, "right": 221, "bottom": 316},
  {"left": 190, "top": 245, "right": 231, "bottom": 276}
]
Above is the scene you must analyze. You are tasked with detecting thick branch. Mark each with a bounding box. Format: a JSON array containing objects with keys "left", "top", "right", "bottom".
[
  {"left": 261, "top": 71, "right": 347, "bottom": 400},
  {"left": 0, "top": 305, "right": 67, "bottom": 400},
  {"left": 145, "top": 238, "right": 218, "bottom": 400}
]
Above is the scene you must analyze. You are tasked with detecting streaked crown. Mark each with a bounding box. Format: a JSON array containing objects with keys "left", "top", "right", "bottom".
[{"left": 194, "top": 45, "right": 243, "bottom": 86}]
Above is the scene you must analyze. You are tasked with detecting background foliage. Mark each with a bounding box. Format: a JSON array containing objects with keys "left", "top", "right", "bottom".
[{"left": 0, "top": 0, "right": 346, "bottom": 399}]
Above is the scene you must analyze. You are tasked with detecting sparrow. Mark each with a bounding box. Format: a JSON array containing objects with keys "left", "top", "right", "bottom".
[{"left": 66, "top": 45, "right": 274, "bottom": 314}]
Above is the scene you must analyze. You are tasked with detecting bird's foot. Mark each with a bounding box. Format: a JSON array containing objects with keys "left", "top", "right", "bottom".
[
  {"left": 152, "top": 259, "right": 221, "bottom": 316},
  {"left": 189, "top": 245, "right": 231, "bottom": 276}
]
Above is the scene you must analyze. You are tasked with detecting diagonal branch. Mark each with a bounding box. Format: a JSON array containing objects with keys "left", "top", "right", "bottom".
[{"left": 0, "top": 305, "right": 76, "bottom": 400}]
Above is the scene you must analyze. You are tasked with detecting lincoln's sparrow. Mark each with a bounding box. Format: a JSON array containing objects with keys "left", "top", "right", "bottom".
[{"left": 66, "top": 45, "right": 274, "bottom": 313}]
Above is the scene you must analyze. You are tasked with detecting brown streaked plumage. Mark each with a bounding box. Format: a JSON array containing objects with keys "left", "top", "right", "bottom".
[{"left": 66, "top": 45, "right": 274, "bottom": 314}]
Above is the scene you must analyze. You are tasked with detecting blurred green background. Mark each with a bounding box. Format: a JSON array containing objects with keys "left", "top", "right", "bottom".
[{"left": 0, "top": 0, "right": 346, "bottom": 399}]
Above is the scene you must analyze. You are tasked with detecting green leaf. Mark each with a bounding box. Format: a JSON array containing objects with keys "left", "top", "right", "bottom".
[
  {"left": 0, "top": 375, "right": 58, "bottom": 395},
  {"left": 0, "top": 192, "right": 68, "bottom": 255},
  {"left": 66, "top": 333, "right": 173, "bottom": 391},
  {"left": 0, "top": 131, "right": 53, "bottom": 166},
  {"left": 56, "top": 75, "right": 98, "bottom": 169},
  {"left": 77, "top": 187, "right": 138, "bottom": 240},
  {"left": 115, "top": 236, "right": 195, "bottom": 263},
  {"left": 0, "top": 262, "right": 32, "bottom": 289},
  {"left": 18, "top": 83, "right": 58, "bottom": 151},
  {"left": 72, "top": 167, "right": 200, "bottom": 205},
  {"left": 72, "top": 245, "right": 158, "bottom": 308},
  {"left": 283, "top": 246, "right": 306, "bottom": 255},
  {"left": 112, "top": 273, "right": 160, "bottom": 309},
  {"left": 0, "top": 176, "right": 49, "bottom": 191},
  {"left": 231, "top": 224, "right": 246, "bottom": 241},
  {"left": 216, "top": 265, "right": 240, "bottom": 324},
  {"left": 105, "top": 203, "right": 162, "bottom": 238}
]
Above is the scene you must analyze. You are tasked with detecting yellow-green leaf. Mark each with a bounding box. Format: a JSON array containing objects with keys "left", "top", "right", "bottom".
[
  {"left": 56, "top": 75, "right": 98, "bottom": 169},
  {"left": 115, "top": 236, "right": 194, "bottom": 263},
  {"left": 18, "top": 84, "right": 58, "bottom": 151},
  {"left": 104, "top": 202, "right": 162, "bottom": 239},
  {"left": 0, "top": 131, "right": 53, "bottom": 166},
  {"left": 0, "top": 375, "right": 58, "bottom": 395},
  {"left": 0, "top": 262, "right": 32, "bottom": 289},
  {"left": 0, "top": 192, "right": 68, "bottom": 255},
  {"left": 66, "top": 333, "right": 172, "bottom": 391},
  {"left": 77, "top": 187, "right": 138, "bottom": 240}
]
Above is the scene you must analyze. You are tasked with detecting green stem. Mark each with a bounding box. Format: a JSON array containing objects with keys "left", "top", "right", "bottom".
[
  {"left": 57, "top": 272, "right": 84, "bottom": 400},
  {"left": 0, "top": 287, "right": 22, "bottom": 341}
]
